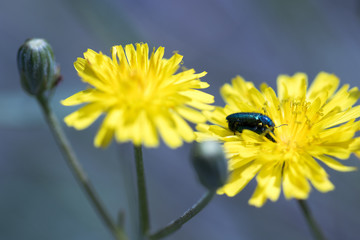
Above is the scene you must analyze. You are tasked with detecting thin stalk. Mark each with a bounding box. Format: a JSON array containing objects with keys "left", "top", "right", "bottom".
[
  {"left": 149, "top": 190, "right": 216, "bottom": 240},
  {"left": 134, "top": 145, "right": 150, "bottom": 236},
  {"left": 36, "top": 94, "right": 127, "bottom": 240},
  {"left": 298, "top": 200, "right": 326, "bottom": 240},
  {"left": 117, "top": 146, "right": 139, "bottom": 239}
]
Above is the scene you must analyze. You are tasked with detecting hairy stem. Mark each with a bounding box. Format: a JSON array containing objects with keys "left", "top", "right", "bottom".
[
  {"left": 150, "top": 190, "right": 215, "bottom": 240},
  {"left": 37, "top": 95, "right": 127, "bottom": 240}
]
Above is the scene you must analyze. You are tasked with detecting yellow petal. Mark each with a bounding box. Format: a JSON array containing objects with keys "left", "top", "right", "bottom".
[
  {"left": 248, "top": 87, "right": 266, "bottom": 108},
  {"left": 196, "top": 123, "right": 210, "bottom": 133},
  {"left": 135, "top": 43, "right": 149, "bottom": 71},
  {"left": 316, "top": 155, "right": 356, "bottom": 172},
  {"left": 263, "top": 87, "right": 281, "bottom": 123},
  {"left": 155, "top": 114, "right": 182, "bottom": 148},
  {"left": 124, "top": 44, "right": 137, "bottom": 67},
  {"left": 277, "top": 73, "right": 307, "bottom": 100},
  {"left": 77, "top": 70, "right": 109, "bottom": 91},
  {"left": 309, "top": 144, "right": 353, "bottom": 160},
  {"left": 180, "top": 89, "right": 214, "bottom": 103},
  {"left": 140, "top": 111, "right": 159, "bottom": 147},
  {"left": 307, "top": 72, "right": 339, "bottom": 104},
  {"left": 232, "top": 76, "right": 255, "bottom": 97},
  {"left": 228, "top": 157, "right": 255, "bottom": 170},
  {"left": 186, "top": 100, "right": 214, "bottom": 111},
  {"left": 111, "top": 45, "right": 129, "bottom": 68},
  {"left": 220, "top": 163, "right": 261, "bottom": 197},
  {"left": 205, "top": 107, "right": 227, "bottom": 127},
  {"left": 163, "top": 53, "right": 182, "bottom": 76},
  {"left": 94, "top": 110, "right": 122, "bottom": 148},
  {"left": 74, "top": 57, "right": 87, "bottom": 72},
  {"left": 172, "top": 112, "right": 195, "bottom": 142},
  {"left": 173, "top": 71, "right": 207, "bottom": 86},
  {"left": 318, "top": 120, "right": 360, "bottom": 142},
  {"left": 64, "top": 103, "right": 104, "bottom": 130},
  {"left": 282, "top": 161, "right": 310, "bottom": 199},
  {"left": 256, "top": 162, "right": 282, "bottom": 201},
  {"left": 61, "top": 89, "right": 98, "bottom": 106},
  {"left": 83, "top": 48, "right": 98, "bottom": 62},
  {"left": 349, "top": 137, "right": 360, "bottom": 152},
  {"left": 209, "top": 125, "right": 231, "bottom": 138},
  {"left": 248, "top": 185, "right": 268, "bottom": 207},
  {"left": 322, "top": 85, "right": 350, "bottom": 114},
  {"left": 302, "top": 154, "right": 334, "bottom": 192},
  {"left": 177, "top": 106, "right": 207, "bottom": 123},
  {"left": 149, "top": 46, "right": 165, "bottom": 73},
  {"left": 317, "top": 105, "right": 360, "bottom": 129}
]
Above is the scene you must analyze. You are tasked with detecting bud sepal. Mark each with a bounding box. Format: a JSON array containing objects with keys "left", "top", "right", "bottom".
[
  {"left": 191, "top": 141, "right": 228, "bottom": 190},
  {"left": 17, "top": 38, "right": 58, "bottom": 96}
]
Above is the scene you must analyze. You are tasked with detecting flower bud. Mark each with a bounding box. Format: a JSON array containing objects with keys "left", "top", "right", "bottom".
[
  {"left": 17, "top": 38, "right": 57, "bottom": 95},
  {"left": 191, "top": 141, "right": 228, "bottom": 190}
]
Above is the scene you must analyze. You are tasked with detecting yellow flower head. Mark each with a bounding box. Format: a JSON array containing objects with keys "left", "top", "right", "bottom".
[
  {"left": 196, "top": 72, "right": 360, "bottom": 207},
  {"left": 62, "top": 43, "right": 214, "bottom": 148}
]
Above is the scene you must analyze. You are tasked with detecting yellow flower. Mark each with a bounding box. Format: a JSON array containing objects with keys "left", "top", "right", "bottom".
[
  {"left": 62, "top": 43, "right": 214, "bottom": 148},
  {"left": 196, "top": 72, "right": 360, "bottom": 207}
]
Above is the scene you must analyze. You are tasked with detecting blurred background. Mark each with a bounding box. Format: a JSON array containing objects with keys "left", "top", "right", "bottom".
[{"left": 1, "top": 0, "right": 360, "bottom": 239}]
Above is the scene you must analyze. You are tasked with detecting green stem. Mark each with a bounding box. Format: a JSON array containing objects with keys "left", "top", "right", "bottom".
[
  {"left": 36, "top": 95, "right": 127, "bottom": 240},
  {"left": 149, "top": 190, "right": 216, "bottom": 240},
  {"left": 134, "top": 145, "right": 150, "bottom": 237},
  {"left": 297, "top": 200, "right": 326, "bottom": 240}
]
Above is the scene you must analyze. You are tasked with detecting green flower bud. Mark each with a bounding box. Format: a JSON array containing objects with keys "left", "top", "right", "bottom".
[
  {"left": 17, "top": 38, "right": 57, "bottom": 95},
  {"left": 191, "top": 141, "right": 228, "bottom": 190}
]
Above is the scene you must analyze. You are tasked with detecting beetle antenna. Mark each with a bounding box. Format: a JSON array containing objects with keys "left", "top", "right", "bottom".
[{"left": 275, "top": 124, "right": 288, "bottom": 129}]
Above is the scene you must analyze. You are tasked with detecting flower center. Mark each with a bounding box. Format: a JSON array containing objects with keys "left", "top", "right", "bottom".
[{"left": 275, "top": 98, "right": 321, "bottom": 153}]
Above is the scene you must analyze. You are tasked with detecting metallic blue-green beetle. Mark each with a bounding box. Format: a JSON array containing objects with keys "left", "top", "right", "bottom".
[{"left": 226, "top": 112, "right": 276, "bottom": 142}]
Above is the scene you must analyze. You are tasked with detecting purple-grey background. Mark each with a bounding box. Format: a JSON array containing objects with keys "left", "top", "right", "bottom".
[{"left": 1, "top": 0, "right": 360, "bottom": 239}]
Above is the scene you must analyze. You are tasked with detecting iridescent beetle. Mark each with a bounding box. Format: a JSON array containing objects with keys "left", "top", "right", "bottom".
[{"left": 226, "top": 112, "right": 276, "bottom": 142}]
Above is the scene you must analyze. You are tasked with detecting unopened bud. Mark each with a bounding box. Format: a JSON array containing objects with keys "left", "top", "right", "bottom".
[
  {"left": 17, "top": 38, "right": 57, "bottom": 95},
  {"left": 191, "top": 141, "right": 228, "bottom": 190}
]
